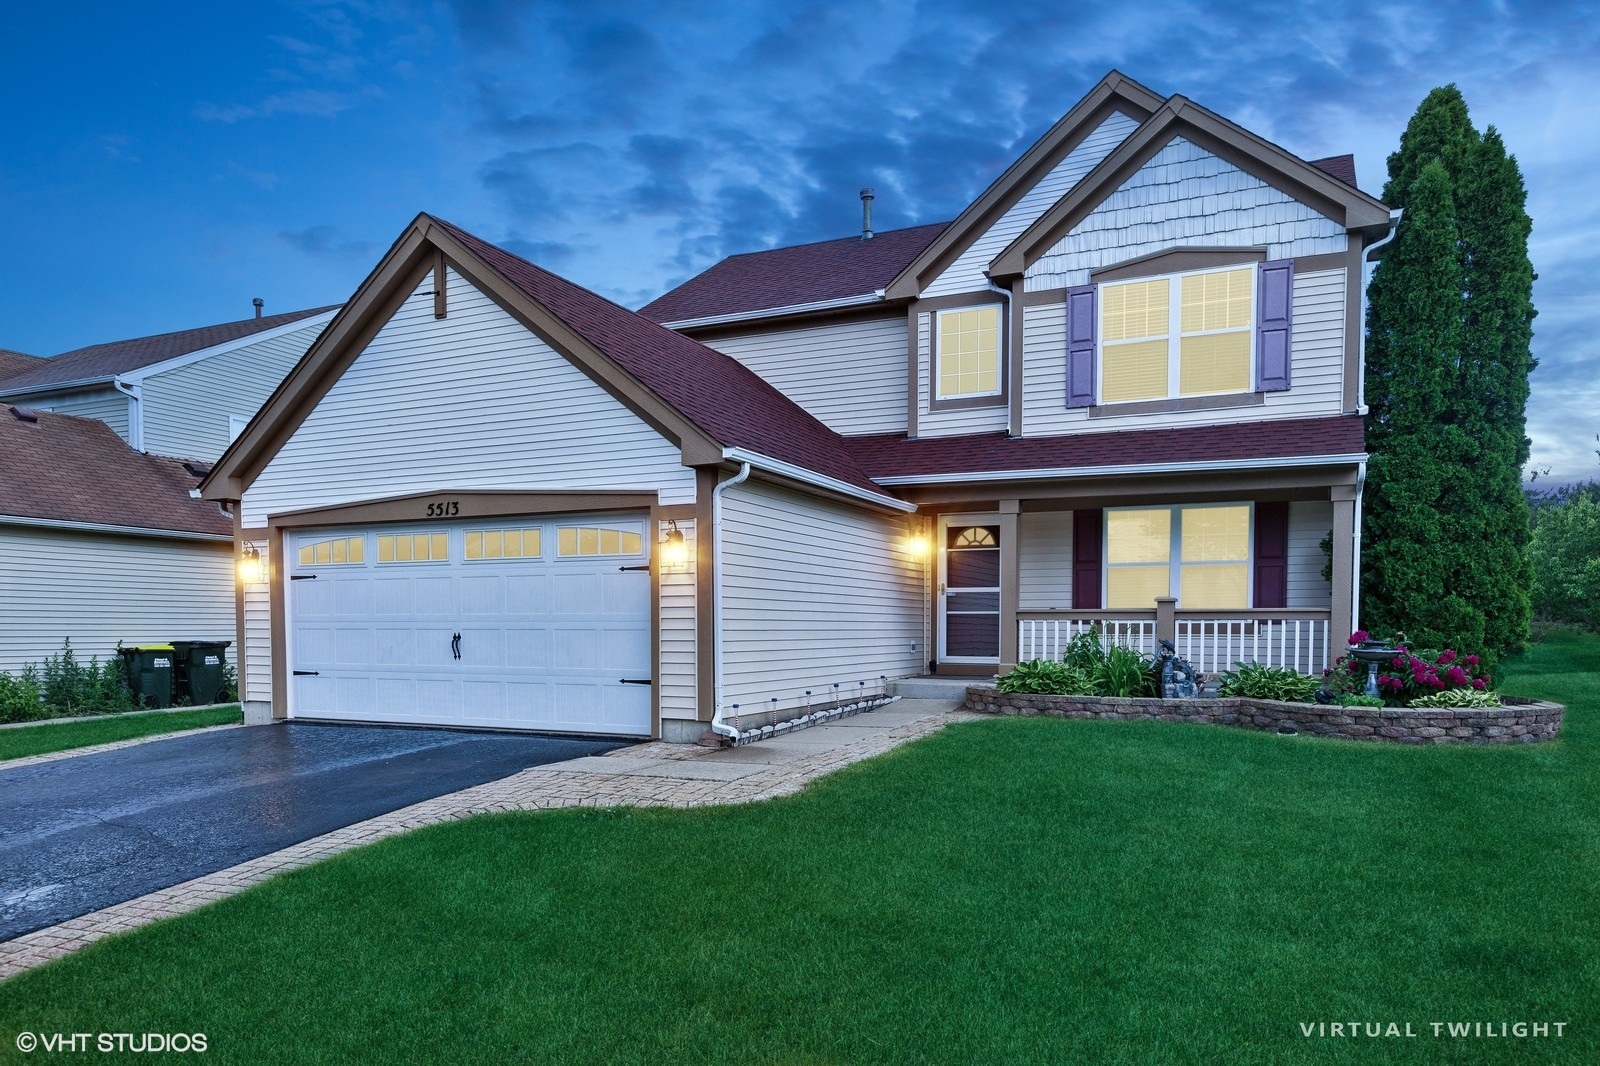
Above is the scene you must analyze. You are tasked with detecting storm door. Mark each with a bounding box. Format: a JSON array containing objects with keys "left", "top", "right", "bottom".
[{"left": 938, "top": 518, "right": 1002, "bottom": 663}]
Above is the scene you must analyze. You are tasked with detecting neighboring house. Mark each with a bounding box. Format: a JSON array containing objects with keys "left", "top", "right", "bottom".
[
  {"left": 0, "top": 404, "right": 233, "bottom": 673},
  {"left": 0, "top": 306, "right": 339, "bottom": 462},
  {"left": 201, "top": 70, "right": 1393, "bottom": 743},
  {"left": 0, "top": 349, "right": 47, "bottom": 383}
]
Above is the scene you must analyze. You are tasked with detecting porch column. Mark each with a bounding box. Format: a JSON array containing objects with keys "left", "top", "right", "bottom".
[
  {"left": 1330, "top": 487, "right": 1356, "bottom": 649},
  {"left": 999, "top": 500, "right": 1020, "bottom": 670},
  {"left": 1155, "top": 597, "right": 1177, "bottom": 647}
]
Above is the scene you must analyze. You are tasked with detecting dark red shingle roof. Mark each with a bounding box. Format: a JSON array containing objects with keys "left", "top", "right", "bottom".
[
  {"left": 1, "top": 406, "right": 232, "bottom": 536},
  {"left": 0, "top": 349, "right": 45, "bottom": 385},
  {"left": 1309, "top": 155, "right": 1358, "bottom": 188},
  {"left": 0, "top": 306, "right": 339, "bottom": 394},
  {"left": 846, "top": 416, "right": 1367, "bottom": 479},
  {"left": 639, "top": 222, "right": 949, "bottom": 325},
  {"left": 435, "top": 219, "right": 890, "bottom": 498}
]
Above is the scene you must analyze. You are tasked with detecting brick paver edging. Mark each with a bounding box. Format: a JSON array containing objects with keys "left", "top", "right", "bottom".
[
  {"left": 0, "top": 709, "right": 984, "bottom": 982},
  {"left": 964, "top": 687, "right": 1565, "bottom": 744}
]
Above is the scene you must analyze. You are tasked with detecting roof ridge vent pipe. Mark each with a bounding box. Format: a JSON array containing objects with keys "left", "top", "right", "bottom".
[
  {"left": 252, "top": 297, "right": 264, "bottom": 319},
  {"left": 709, "top": 461, "right": 752, "bottom": 743},
  {"left": 860, "top": 188, "right": 875, "bottom": 240}
]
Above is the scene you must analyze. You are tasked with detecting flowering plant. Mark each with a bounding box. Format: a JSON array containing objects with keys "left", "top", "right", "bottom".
[{"left": 1322, "top": 632, "right": 1493, "bottom": 708}]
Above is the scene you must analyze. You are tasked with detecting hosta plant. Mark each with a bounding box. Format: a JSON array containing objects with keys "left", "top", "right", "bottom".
[
  {"left": 1408, "top": 688, "right": 1502, "bottom": 709},
  {"left": 996, "top": 659, "right": 1095, "bottom": 696},
  {"left": 1217, "top": 662, "right": 1319, "bottom": 703}
]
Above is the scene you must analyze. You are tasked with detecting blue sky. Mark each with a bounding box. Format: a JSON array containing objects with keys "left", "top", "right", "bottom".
[{"left": 2, "top": 1, "right": 1596, "bottom": 478}]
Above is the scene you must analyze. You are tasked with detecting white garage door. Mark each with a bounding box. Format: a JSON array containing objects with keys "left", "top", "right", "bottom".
[{"left": 287, "top": 513, "right": 652, "bottom": 736}]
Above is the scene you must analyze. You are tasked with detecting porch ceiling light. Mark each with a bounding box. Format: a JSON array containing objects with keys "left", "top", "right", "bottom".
[
  {"left": 660, "top": 520, "right": 689, "bottom": 572},
  {"left": 238, "top": 543, "right": 265, "bottom": 585}
]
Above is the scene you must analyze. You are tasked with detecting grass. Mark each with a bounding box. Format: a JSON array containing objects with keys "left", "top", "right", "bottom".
[
  {"left": 0, "top": 636, "right": 1596, "bottom": 1064},
  {"left": 0, "top": 706, "right": 242, "bottom": 762}
]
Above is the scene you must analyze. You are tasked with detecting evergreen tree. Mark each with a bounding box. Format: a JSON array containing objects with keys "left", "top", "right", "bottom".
[{"left": 1362, "top": 87, "right": 1537, "bottom": 662}]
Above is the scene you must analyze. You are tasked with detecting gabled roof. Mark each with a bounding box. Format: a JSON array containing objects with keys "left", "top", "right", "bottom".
[
  {"left": 206, "top": 215, "right": 896, "bottom": 506},
  {"left": 0, "top": 349, "right": 45, "bottom": 385},
  {"left": 0, "top": 405, "right": 231, "bottom": 537},
  {"left": 638, "top": 222, "right": 948, "bottom": 327},
  {"left": 1309, "top": 154, "right": 1358, "bottom": 188},
  {"left": 845, "top": 416, "right": 1367, "bottom": 482},
  {"left": 882, "top": 70, "right": 1165, "bottom": 300},
  {"left": 988, "top": 96, "right": 1393, "bottom": 278},
  {"left": 0, "top": 306, "right": 340, "bottom": 395}
]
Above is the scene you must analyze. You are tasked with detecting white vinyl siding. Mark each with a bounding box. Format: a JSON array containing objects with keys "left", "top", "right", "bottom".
[
  {"left": 242, "top": 556, "right": 271, "bottom": 705},
  {"left": 1017, "top": 510, "right": 1075, "bottom": 610},
  {"left": 241, "top": 269, "right": 695, "bottom": 527},
  {"left": 701, "top": 317, "right": 907, "bottom": 436},
  {"left": 1287, "top": 501, "right": 1334, "bottom": 608},
  {"left": 1025, "top": 136, "right": 1348, "bottom": 291},
  {"left": 924, "top": 110, "right": 1142, "bottom": 298},
  {"left": 0, "top": 526, "right": 232, "bottom": 674},
  {"left": 720, "top": 479, "right": 923, "bottom": 717},
  {"left": 658, "top": 518, "right": 698, "bottom": 721},
  {"left": 1020, "top": 268, "right": 1346, "bottom": 434},
  {"left": 140, "top": 320, "right": 326, "bottom": 462},
  {"left": 24, "top": 390, "right": 130, "bottom": 442},
  {"left": 914, "top": 310, "right": 1009, "bottom": 437}
]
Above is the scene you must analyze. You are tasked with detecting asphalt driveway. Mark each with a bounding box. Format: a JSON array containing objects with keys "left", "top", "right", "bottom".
[{"left": 0, "top": 723, "right": 625, "bottom": 940}]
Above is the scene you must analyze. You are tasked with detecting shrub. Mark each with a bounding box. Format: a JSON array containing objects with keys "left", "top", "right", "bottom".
[
  {"left": 1323, "top": 631, "right": 1494, "bottom": 708},
  {"left": 997, "top": 660, "right": 1094, "bottom": 696},
  {"left": 1408, "top": 688, "right": 1502, "bottom": 709},
  {"left": 1093, "top": 643, "right": 1158, "bottom": 698},
  {"left": 0, "top": 666, "right": 46, "bottom": 724},
  {"left": 1218, "top": 662, "right": 1319, "bottom": 703},
  {"left": 1529, "top": 495, "right": 1600, "bottom": 630},
  {"left": 0, "top": 640, "right": 138, "bottom": 721}
]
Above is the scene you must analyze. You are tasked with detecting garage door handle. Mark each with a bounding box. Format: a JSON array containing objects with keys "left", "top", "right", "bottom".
[
  {"left": 451, "top": 633, "right": 461, "bottom": 660},
  {"left": 293, "top": 670, "right": 319, "bottom": 676},
  {"left": 618, "top": 564, "right": 650, "bottom": 572},
  {"left": 619, "top": 678, "right": 653, "bottom": 685},
  {"left": 290, "top": 574, "right": 317, "bottom": 580}
]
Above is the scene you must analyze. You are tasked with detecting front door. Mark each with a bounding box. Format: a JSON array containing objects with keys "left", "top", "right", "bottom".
[{"left": 938, "top": 517, "right": 1001, "bottom": 664}]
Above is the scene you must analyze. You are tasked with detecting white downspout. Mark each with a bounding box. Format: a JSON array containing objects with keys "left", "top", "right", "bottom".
[
  {"left": 1351, "top": 459, "right": 1366, "bottom": 634},
  {"left": 1357, "top": 210, "right": 1404, "bottom": 415},
  {"left": 983, "top": 275, "right": 1017, "bottom": 437},
  {"left": 709, "top": 462, "right": 752, "bottom": 742},
  {"left": 111, "top": 376, "right": 144, "bottom": 452}
]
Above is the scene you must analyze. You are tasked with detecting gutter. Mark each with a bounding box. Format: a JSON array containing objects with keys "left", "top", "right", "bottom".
[
  {"left": 661, "top": 291, "right": 886, "bottom": 331},
  {"left": 983, "top": 274, "right": 1017, "bottom": 437},
  {"left": 0, "top": 514, "right": 231, "bottom": 543},
  {"left": 721, "top": 448, "right": 917, "bottom": 512},
  {"left": 111, "top": 377, "right": 144, "bottom": 451},
  {"left": 709, "top": 462, "right": 753, "bottom": 743},
  {"left": 1356, "top": 209, "right": 1404, "bottom": 416},
  {"left": 870, "top": 452, "right": 1371, "bottom": 486}
]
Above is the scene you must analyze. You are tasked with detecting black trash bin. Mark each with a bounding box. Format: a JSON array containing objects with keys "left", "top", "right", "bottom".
[
  {"left": 118, "top": 644, "right": 175, "bottom": 709},
  {"left": 171, "top": 640, "right": 232, "bottom": 705}
]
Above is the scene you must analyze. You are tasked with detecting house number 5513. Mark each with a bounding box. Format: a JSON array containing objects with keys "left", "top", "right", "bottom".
[{"left": 426, "top": 500, "right": 460, "bottom": 517}]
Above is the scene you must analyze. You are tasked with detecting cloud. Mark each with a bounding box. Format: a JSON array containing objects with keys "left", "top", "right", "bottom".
[
  {"left": 278, "top": 225, "right": 377, "bottom": 259},
  {"left": 99, "top": 135, "right": 140, "bottom": 164},
  {"left": 194, "top": 87, "right": 379, "bottom": 123},
  {"left": 499, "top": 236, "right": 578, "bottom": 267}
]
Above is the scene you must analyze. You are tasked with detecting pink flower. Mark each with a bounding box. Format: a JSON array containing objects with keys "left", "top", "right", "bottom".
[
  {"left": 1446, "top": 665, "right": 1467, "bottom": 685},
  {"left": 1472, "top": 679, "right": 1486, "bottom": 690},
  {"left": 1439, "top": 649, "right": 1457, "bottom": 665},
  {"left": 1392, "top": 656, "right": 1406, "bottom": 668},
  {"left": 1465, "top": 655, "right": 1479, "bottom": 666},
  {"left": 1350, "top": 630, "right": 1370, "bottom": 644}
]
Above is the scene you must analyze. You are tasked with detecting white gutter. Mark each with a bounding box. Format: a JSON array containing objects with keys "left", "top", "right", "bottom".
[
  {"left": 111, "top": 377, "right": 144, "bottom": 452},
  {"left": 1356, "top": 210, "right": 1404, "bottom": 415},
  {"left": 709, "top": 461, "right": 753, "bottom": 742},
  {"left": 722, "top": 447, "right": 917, "bottom": 512},
  {"left": 1351, "top": 459, "right": 1366, "bottom": 634},
  {"left": 661, "top": 291, "right": 885, "bottom": 331},
  {"left": 0, "top": 514, "right": 231, "bottom": 543},
  {"left": 983, "top": 274, "right": 1017, "bottom": 437},
  {"left": 871, "top": 452, "right": 1371, "bottom": 487}
]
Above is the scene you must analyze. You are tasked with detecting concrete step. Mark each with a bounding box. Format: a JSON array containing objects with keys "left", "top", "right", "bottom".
[{"left": 890, "top": 676, "right": 993, "bottom": 700}]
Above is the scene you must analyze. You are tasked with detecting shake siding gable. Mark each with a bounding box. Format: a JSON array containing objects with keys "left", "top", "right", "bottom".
[
  {"left": 701, "top": 317, "right": 907, "bottom": 436},
  {"left": 719, "top": 479, "right": 922, "bottom": 716},
  {"left": 0, "top": 527, "right": 233, "bottom": 673},
  {"left": 923, "top": 111, "right": 1141, "bottom": 298},
  {"left": 1020, "top": 267, "right": 1346, "bottom": 433},
  {"left": 1024, "top": 137, "right": 1348, "bottom": 291},
  {"left": 240, "top": 268, "right": 696, "bottom": 528},
  {"left": 141, "top": 320, "right": 327, "bottom": 463}
]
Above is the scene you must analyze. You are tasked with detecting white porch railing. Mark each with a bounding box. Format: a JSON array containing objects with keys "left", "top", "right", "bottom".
[{"left": 1017, "top": 609, "right": 1332, "bottom": 676}]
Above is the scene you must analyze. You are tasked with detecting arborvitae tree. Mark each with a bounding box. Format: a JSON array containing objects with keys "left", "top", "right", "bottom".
[{"left": 1362, "top": 86, "right": 1537, "bottom": 664}]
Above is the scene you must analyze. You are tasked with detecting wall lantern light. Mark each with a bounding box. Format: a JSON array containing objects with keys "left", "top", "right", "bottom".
[
  {"left": 238, "top": 543, "right": 265, "bottom": 585},
  {"left": 660, "top": 520, "right": 690, "bottom": 572},
  {"left": 906, "top": 533, "right": 931, "bottom": 561}
]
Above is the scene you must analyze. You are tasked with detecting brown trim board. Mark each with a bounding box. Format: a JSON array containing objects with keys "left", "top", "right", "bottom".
[
  {"left": 1091, "top": 246, "right": 1265, "bottom": 282},
  {"left": 265, "top": 489, "right": 662, "bottom": 529}
]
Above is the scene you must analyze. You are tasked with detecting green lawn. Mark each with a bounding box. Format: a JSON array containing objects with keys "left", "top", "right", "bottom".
[
  {"left": 0, "top": 638, "right": 1596, "bottom": 1064},
  {"left": 0, "top": 706, "right": 242, "bottom": 762}
]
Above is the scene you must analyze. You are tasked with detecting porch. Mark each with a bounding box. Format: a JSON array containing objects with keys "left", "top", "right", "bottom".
[{"left": 1017, "top": 603, "right": 1333, "bottom": 675}]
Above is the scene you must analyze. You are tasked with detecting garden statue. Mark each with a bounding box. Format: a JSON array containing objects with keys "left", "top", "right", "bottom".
[{"left": 1157, "top": 640, "right": 1200, "bottom": 699}]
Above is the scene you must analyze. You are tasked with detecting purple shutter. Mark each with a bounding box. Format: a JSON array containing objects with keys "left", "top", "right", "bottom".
[
  {"left": 1256, "top": 260, "right": 1293, "bottom": 392},
  {"left": 1066, "top": 284, "right": 1097, "bottom": 407},
  {"left": 1072, "top": 508, "right": 1103, "bottom": 610},
  {"left": 1253, "top": 502, "right": 1289, "bottom": 609}
]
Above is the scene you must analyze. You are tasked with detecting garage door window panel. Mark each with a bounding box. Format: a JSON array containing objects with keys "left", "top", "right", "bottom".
[
  {"left": 299, "top": 536, "right": 365, "bottom": 566},
  {"left": 556, "top": 524, "right": 644, "bottom": 558},
  {"left": 378, "top": 532, "right": 450, "bottom": 563},
  {"left": 466, "top": 527, "right": 543, "bottom": 561}
]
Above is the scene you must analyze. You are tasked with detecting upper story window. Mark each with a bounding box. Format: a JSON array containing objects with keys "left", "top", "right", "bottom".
[
  {"left": 935, "top": 305, "right": 1002, "bottom": 401},
  {"left": 1101, "top": 266, "right": 1254, "bottom": 403}
]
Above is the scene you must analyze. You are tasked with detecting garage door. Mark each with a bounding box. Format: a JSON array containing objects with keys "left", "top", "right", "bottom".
[{"left": 287, "top": 513, "right": 652, "bottom": 736}]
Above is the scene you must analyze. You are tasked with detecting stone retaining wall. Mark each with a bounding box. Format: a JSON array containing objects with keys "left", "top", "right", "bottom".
[{"left": 962, "top": 688, "right": 1565, "bottom": 745}]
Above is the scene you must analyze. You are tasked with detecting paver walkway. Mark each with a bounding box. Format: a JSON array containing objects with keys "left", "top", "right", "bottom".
[{"left": 0, "top": 699, "right": 976, "bottom": 982}]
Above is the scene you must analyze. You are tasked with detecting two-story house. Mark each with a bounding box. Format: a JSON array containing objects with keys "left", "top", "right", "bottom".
[
  {"left": 201, "top": 71, "right": 1392, "bottom": 742},
  {"left": 0, "top": 307, "right": 337, "bottom": 673}
]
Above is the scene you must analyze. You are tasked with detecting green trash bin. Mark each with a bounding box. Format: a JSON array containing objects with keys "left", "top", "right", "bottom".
[
  {"left": 118, "top": 644, "right": 175, "bottom": 709},
  {"left": 171, "top": 640, "right": 232, "bottom": 705}
]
